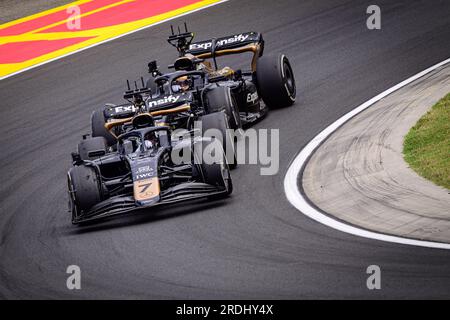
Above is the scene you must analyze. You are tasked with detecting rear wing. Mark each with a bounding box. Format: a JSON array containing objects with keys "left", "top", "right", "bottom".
[{"left": 186, "top": 32, "right": 264, "bottom": 71}]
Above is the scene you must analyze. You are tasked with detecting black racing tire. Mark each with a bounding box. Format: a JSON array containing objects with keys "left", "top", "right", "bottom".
[
  {"left": 68, "top": 165, "right": 102, "bottom": 221},
  {"left": 201, "top": 112, "right": 237, "bottom": 169},
  {"left": 77, "top": 137, "right": 107, "bottom": 161},
  {"left": 91, "top": 109, "right": 116, "bottom": 147},
  {"left": 146, "top": 78, "right": 159, "bottom": 97},
  {"left": 192, "top": 140, "right": 232, "bottom": 198},
  {"left": 256, "top": 54, "right": 296, "bottom": 109},
  {"left": 205, "top": 86, "right": 241, "bottom": 130}
]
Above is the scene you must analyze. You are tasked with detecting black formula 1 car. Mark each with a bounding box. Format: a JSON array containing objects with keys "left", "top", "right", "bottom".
[
  {"left": 90, "top": 26, "right": 297, "bottom": 168},
  {"left": 68, "top": 110, "right": 232, "bottom": 224},
  {"left": 67, "top": 26, "right": 296, "bottom": 224}
]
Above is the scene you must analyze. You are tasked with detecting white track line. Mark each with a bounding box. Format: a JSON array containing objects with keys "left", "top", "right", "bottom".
[
  {"left": 284, "top": 57, "right": 450, "bottom": 250},
  {"left": 0, "top": 0, "right": 229, "bottom": 81}
]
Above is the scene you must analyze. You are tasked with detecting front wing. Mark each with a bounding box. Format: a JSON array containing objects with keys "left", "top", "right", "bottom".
[{"left": 72, "top": 182, "right": 228, "bottom": 224}]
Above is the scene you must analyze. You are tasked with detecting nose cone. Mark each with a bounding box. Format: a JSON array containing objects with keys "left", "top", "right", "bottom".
[{"left": 133, "top": 177, "right": 160, "bottom": 205}]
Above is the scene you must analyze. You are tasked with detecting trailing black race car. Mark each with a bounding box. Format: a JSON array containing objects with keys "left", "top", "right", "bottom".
[
  {"left": 67, "top": 26, "right": 295, "bottom": 224},
  {"left": 68, "top": 107, "right": 232, "bottom": 224},
  {"left": 90, "top": 26, "right": 297, "bottom": 168}
]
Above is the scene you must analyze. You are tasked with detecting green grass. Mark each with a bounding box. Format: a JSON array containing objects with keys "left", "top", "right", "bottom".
[{"left": 403, "top": 92, "right": 450, "bottom": 190}]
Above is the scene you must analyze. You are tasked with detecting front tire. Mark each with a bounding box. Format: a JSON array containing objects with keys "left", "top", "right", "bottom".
[
  {"left": 68, "top": 165, "right": 102, "bottom": 222},
  {"left": 193, "top": 140, "right": 232, "bottom": 198},
  {"left": 256, "top": 54, "right": 296, "bottom": 109},
  {"left": 146, "top": 78, "right": 159, "bottom": 97},
  {"left": 201, "top": 112, "right": 237, "bottom": 169}
]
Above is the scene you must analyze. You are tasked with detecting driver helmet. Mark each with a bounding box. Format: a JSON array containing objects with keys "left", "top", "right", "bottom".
[
  {"left": 173, "top": 75, "right": 191, "bottom": 92},
  {"left": 144, "top": 131, "right": 158, "bottom": 150}
]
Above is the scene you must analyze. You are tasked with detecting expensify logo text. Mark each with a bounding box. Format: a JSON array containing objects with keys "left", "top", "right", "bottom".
[{"left": 189, "top": 34, "right": 250, "bottom": 51}]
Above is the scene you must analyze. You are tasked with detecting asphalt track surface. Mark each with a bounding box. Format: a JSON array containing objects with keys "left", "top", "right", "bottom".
[{"left": 0, "top": 0, "right": 450, "bottom": 299}]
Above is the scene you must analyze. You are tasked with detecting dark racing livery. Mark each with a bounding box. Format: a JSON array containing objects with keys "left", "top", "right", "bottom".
[
  {"left": 68, "top": 107, "right": 232, "bottom": 224},
  {"left": 91, "top": 26, "right": 296, "bottom": 153},
  {"left": 67, "top": 25, "right": 296, "bottom": 224}
]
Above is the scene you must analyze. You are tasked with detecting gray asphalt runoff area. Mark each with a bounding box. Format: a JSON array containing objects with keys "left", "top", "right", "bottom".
[
  {"left": 0, "top": 0, "right": 449, "bottom": 298},
  {"left": 303, "top": 64, "right": 450, "bottom": 243}
]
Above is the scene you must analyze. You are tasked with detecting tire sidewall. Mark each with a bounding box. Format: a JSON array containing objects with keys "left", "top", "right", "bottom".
[{"left": 256, "top": 53, "right": 296, "bottom": 108}]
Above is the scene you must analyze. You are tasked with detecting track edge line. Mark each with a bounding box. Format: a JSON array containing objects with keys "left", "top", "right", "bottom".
[{"left": 283, "top": 57, "right": 450, "bottom": 250}]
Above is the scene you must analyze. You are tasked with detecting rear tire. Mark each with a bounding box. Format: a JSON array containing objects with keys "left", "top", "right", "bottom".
[
  {"left": 256, "top": 54, "right": 296, "bottom": 108},
  {"left": 68, "top": 165, "right": 102, "bottom": 221},
  {"left": 205, "top": 86, "right": 241, "bottom": 130},
  {"left": 91, "top": 109, "right": 116, "bottom": 147},
  {"left": 201, "top": 112, "right": 237, "bottom": 169}
]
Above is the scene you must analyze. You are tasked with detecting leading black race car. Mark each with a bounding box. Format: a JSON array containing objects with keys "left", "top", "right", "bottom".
[
  {"left": 90, "top": 26, "right": 297, "bottom": 168},
  {"left": 68, "top": 109, "right": 232, "bottom": 224}
]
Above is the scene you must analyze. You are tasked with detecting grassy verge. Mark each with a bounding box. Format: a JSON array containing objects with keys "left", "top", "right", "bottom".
[{"left": 403, "top": 92, "right": 450, "bottom": 190}]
